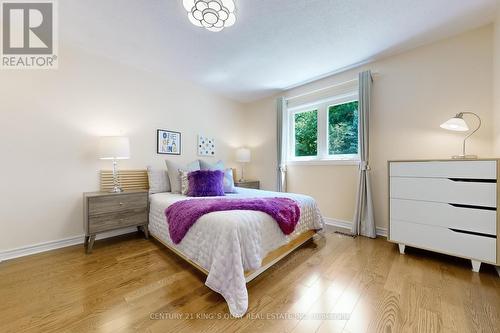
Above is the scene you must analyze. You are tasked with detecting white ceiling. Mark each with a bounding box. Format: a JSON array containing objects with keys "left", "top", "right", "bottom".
[{"left": 61, "top": 0, "right": 497, "bottom": 102}]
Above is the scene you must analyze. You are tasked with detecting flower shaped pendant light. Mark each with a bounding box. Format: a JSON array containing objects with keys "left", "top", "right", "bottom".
[{"left": 182, "top": 0, "right": 236, "bottom": 32}]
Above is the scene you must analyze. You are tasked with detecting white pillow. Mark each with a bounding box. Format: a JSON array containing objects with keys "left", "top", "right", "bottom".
[
  {"left": 147, "top": 166, "right": 170, "bottom": 194},
  {"left": 223, "top": 168, "right": 235, "bottom": 193},
  {"left": 165, "top": 160, "right": 200, "bottom": 193}
]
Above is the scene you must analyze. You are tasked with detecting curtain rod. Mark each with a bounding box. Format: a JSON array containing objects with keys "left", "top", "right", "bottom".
[{"left": 286, "top": 71, "right": 379, "bottom": 102}]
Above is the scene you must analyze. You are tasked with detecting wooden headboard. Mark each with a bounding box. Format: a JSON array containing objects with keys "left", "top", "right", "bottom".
[
  {"left": 100, "top": 168, "right": 238, "bottom": 192},
  {"left": 100, "top": 170, "right": 149, "bottom": 192}
]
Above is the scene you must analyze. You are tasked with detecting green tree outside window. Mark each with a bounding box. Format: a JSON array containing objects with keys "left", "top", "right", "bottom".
[
  {"left": 294, "top": 110, "right": 317, "bottom": 157},
  {"left": 328, "top": 101, "right": 359, "bottom": 155}
]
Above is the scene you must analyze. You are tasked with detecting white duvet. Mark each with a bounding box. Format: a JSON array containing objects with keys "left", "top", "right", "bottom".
[{"left": 148, "top": 187, "right": 324, "bottom": 317}]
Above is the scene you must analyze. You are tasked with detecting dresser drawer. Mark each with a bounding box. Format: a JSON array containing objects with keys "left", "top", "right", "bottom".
[
  {"left": 391, "top": 219, "right": 496, "bottom": 263},
  {"left": 390, "top": 161, "right": 497, "bottom": 179},
  {"left": 88, "top": 193, "right": 148, "bottom": 216},
  {"left": 390, "top": 199, "right": 496, "bottom": 235},
  {"left": 390, "top": 177, "right": 496, "bottom": 207},
  {"left": 89, "top": 209, "right": 148, "bottom": 233}
]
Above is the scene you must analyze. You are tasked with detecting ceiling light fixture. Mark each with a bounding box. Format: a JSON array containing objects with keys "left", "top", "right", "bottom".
[{"left": 182, "top": 0, "right": 236, "bottom": 32}]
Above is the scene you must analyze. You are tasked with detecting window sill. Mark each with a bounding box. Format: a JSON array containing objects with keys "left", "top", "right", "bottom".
[{"left": 287, "top": 159, "right": 360, "bottom": 166}]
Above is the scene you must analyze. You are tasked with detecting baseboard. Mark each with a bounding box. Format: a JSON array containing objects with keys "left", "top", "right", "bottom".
[
  {"left": 0, "top": 227, "right": 138, "bottom": 262},
  {"left": 0, "top": 219, "right": 387, "bottom": 263},
  {"left": 323, "top": 217, "right": 387, "bottom": 237}
]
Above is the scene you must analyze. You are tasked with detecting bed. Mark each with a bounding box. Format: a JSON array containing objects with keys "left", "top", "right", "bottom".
[{"left": 148, "top": 187, "right": 324, "bottom": 317}]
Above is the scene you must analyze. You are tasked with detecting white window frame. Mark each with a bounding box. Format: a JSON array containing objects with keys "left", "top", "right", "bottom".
[{"left": 287, "top": 92, "right": 360, "bottom": 165}]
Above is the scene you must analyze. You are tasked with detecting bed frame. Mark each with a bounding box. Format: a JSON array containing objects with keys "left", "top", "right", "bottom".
[
  {"left": 151, "top": 230, "right": 317, "bottom": 283},
  {"left": 100, "top": 168, "right": 318, "bottom": 283}
]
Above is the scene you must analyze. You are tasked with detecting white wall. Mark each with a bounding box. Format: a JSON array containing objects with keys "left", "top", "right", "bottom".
[
  {"left": 244, "top": 25, "right": 494, "bottom": 226},
  {"left": 1, "top": 22, "right": 496, "bottom": 252},
  {"left": 494, "top": 4, "right": 500, "bottom": 153},
  {"left": 0, "top": 44, "right": 245, "bottom": 251}
]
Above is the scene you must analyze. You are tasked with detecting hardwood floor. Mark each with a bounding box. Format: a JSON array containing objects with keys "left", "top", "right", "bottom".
[{"left": 1, "top": 227, "right": 499, "bottom": 333}]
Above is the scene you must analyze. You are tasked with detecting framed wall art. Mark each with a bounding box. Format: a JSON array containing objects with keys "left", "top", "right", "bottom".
[
  {"left": 198, "top": 135, "right": 215, "bottom": 156},
  {"left": 157, "top": 129, "right": 181, "bottom": 155}
]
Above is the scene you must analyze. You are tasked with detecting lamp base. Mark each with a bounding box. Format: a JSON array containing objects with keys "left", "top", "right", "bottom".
[
  {"left": 451, "top": 154, "right": 478, "bottom": 160},
  {"left": 110, "top": 185, "right": 123, "bottom": 193},
  {"left": 109, "top": 159, "right": 123, "bottom": 193}
]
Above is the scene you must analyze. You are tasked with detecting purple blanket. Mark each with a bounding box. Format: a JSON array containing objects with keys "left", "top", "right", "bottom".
[{"left": 165, "top": 197, "right": 301, "bottom": 244}]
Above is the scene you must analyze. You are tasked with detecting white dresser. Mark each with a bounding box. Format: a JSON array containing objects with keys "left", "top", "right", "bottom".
[{"left": 388, "top": 159, "right": 499, "bottom": 272}]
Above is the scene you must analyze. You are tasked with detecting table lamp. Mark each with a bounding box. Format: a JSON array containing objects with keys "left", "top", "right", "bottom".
[
  {"left": 440, "top": 112, "right": 481, "bottom": 159},
  {"left": 236, "top": 148, "right": 251, "bottom": 182},
  {"left": 98, "top": 136, "right": 130, "bottom": 192}
]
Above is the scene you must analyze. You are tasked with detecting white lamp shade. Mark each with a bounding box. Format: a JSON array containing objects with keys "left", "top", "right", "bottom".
[
  {"left": 236, "top": 148, "right": 251, "bottom": 163},
  {"left": 98, "top": 136, "right": 130, "bottom": 160},
  {"left": 440, "top": 117, "right": 469, "bottom": 132}
]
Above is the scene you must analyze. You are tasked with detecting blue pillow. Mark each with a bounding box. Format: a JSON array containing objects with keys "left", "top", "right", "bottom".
[{"left": 199, "top": 159, "right": 224, "bottom": 170}]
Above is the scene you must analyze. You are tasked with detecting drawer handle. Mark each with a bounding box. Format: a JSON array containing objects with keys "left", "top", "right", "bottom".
[
  {"left": 119, "top": 202, "right": 124, "bottom": 206},
  {"left": 448, "top": 178, "right": 496, "bottom": 183},
  {"left": 448, "top": 203, "right": 496, "bottom": 211},
  {"left": 449, "top": 228, "right": 496, "bottom": 238}
]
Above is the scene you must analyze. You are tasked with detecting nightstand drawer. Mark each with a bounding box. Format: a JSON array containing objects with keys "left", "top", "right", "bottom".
[
  {"left": 235, "top": 181, "right": 260, "bottom": 189},
  {"left": 89, "top": 209, "right": 148, "bottom": 233},
  {"left": 88, "top": 193, "right": 147, "bottom": 216}
]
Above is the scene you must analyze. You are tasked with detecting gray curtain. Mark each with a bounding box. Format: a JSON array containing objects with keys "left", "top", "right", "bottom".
[
  {"left": 352, "top": 70, "right": 376, "bottom": 238},
  {"left": 276, "top": 97, "right": 287, "bottom": 192}
]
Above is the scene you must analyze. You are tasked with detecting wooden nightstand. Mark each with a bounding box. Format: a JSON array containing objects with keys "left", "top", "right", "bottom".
[
  {"left": 235, "top": 180, "right": 260, "bottom": 189},
  {"left": 83, "top": 190, "right": 149, "bottom": 253}
]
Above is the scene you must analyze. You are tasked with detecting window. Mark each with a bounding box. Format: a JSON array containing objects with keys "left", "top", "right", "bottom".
[
  {"left": 288, "top": 95, "right": 359, "bottom": 163},
  {"left": 294, "top": 110, "right": 317, "bottom": 157},
  {"left": 328, "top": 101, "right": 359, "bottom": 156}
]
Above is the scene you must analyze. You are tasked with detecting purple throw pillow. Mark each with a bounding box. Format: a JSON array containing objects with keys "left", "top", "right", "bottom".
[{"left": 187, "top": 170, "right": 225, "bottom": 197}]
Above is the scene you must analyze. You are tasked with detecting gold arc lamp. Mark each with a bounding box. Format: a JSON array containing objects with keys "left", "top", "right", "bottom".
[{"left": 440, "top": 112, "right": 481, "bottom": 160}]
